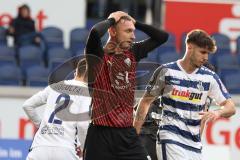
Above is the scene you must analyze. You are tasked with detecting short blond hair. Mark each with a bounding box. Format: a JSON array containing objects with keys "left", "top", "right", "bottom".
[{"left": 76, "top": 58, "right": 86, "bottom": 76}]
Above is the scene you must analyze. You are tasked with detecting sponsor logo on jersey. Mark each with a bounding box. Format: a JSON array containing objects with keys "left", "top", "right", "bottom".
[
  {"left": 41, "top": 124, "right": 64, "bottom": 136},
  {"left": 170, "top": 79, "right": 180, "bottom": 85},
  {"left": 171, "top": 87, "right": 203, "bottom": 102}
]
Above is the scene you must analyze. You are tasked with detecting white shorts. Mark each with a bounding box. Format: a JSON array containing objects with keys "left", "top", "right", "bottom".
[
  {"left": 156, "top": 143, "right": 202, "bottom": 160},
  {"left": 26, "top": 146, "right": 81, "bottom": 160}
]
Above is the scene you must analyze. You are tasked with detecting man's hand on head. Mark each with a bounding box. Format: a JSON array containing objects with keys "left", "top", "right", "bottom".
[{"left": 108, "top": 11, "right": 128, "bottom": 23}]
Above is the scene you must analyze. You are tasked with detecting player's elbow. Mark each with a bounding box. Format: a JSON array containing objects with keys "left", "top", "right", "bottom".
[
  {"left": 90, "top": 26, "right": 102, "bottom": 38},
  {"left": 230, "top": 105, "right": 236, "bottom": 116},
  {"left": 22, "top": 103, "right": 33, "bottom": 112},
  {"left": 22, "top": 105, "right": 29, "bottom": 113},
  {"left": 228, "top": 100, "right": 236, "bottom": 117},
  {"left": 225, "top": 103, "right": 236, "bottom": 118},
  {"left": 155, "top": 31, "right": 169, "bottom": 46},
  {"left": 162, "top": 32, "right": 169, "bottom": 43},
  {"left": 22, "top": 103, "right": 27, "bottom": 110}
]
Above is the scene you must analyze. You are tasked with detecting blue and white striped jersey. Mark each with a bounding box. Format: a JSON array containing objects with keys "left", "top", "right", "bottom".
[{"left": 147, "top": 60, "right": 231, "bottom": 152}]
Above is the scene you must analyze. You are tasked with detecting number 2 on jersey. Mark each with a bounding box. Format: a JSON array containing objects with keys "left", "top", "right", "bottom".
[{"left": 48, "top": 93, "right": 70, "bottom": 125}]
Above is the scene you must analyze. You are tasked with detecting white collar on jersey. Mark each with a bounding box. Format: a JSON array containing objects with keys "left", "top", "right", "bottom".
[{"left": 177, "top": 60, "right": 199, "bottom": 75}]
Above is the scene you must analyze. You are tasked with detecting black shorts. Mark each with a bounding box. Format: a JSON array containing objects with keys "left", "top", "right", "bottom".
[
  {"left": 84, "top": 124, "right": 149, "bottom": 160},
  {"left": 139, "top": 134, "right": 158, "bottom": 160}
]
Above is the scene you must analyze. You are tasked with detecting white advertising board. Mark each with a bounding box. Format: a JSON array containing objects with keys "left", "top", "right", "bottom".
[{"left": 0, "top": 88, "right": 239, "bottom": 159}]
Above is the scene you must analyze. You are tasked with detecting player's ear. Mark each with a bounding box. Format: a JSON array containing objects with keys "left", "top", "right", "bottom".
[
  {"left": 74, "top": 69, "right": 77, "bottom": 78},
  {"left": 109, "top": 27, "right": 117, "bottom": 37},
  {"left": 74, "top": 71, "right": 76, "bottom": 77},
  {"left": 187, "top": 43, "right": 193, "bottom": 51}
]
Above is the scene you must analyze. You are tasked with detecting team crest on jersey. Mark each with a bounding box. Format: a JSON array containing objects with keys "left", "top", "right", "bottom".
[
  {"left": 124, "top": 58, "right": 131, "bottom": 67},
  {"left": 197, "top": 81, "right": 204, "bottom": 91}
]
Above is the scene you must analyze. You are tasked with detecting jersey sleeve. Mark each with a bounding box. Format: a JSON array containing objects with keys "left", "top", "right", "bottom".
[
  {"left": 131, "top": 21, "right": 169, "bottom": 61},
  {"left": 208, "top": 74, "right": 231, "bottom": 104},
  {"left": 146, "top": 65, "right": 167, "bottom": 97},
  {"left": 76, "top": 121, "right": 89, "bottom": 150},
  {"left": 22, "top": 86, "right": 50, "bottom": 127},
  {"left": 85, "top": 18, "right": 115, "bottom": 58}
]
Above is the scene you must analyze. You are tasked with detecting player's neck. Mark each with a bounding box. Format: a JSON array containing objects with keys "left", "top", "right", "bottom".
[
  {"left": 74, "top": 76, "right": 86, "bottom": 83},
  {"left": 179, "top": 58, "right": 197, "bottom": 74},
  {"left": 109, "top": 37, "right": 117, "bottom": 43}
]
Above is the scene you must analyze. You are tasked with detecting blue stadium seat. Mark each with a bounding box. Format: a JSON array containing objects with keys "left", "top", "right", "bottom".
[
  {"left": 48, "top": 48, "right": 71, "bottom": 61},
  {"left": 158, "top": 32, "right": 177, "bottom": 54},
  {"left": 211, "top": 33, "right": 231, "bottom": 54},
  {"left": 146, "top": 49, "right": 159, "bottom": 62},
  {"left": 75, "top": 49, "right": 84, "bottom": 56},
  {"left": 0, "top": 27, "right": 7, "bottom": 45},
  {"left": 238, "top": 54, "right": 240, "bottom": 64},
  {"left": 48, "top": 48, "right": 72, "bottom": 60},
  {"left": 26, "top": 66, "right": 49, "bottom": 87},
  {"left": 235, "top": 54, "right": 240, "bottom": 64},
  {"left": 48, "top": 48, "right": 71, "bottom": 71},
  {"left": 215, "top": 54, "right": 239, "bottom": 71},
  {"left": 136, "top": 62, "right": 160, "bottom": 90},
  {"left": 218, "top": 68, "right": 240, "bottom": 84},
  {"left": 180, "top": 32, "right": 187, "bottom": 54},
  {"left": 158, "top": 52, "right": 179, "bottom": 64},
  {"left": 41, "top": 26, "right": 64, "bottom": 50},
  {"left": 70, "top": 28, "right": 88, "bottom": 42},
  {"left": 208, "top": 54, "right": 216, "bottom": 67},
  {"left": 0, "top": 46, "right": 16, "bottom": 66},
  {"left": 158, "top": 45, "right": 176, "bottom": 55},
  {"left": 86, "top": 19, "right": 99, "bottom": 30},
  {"left": 237, "top": 36, "right": 240, "bottom": 54},
  {"left": 0, "top": 64, "right": 22, "bottom": 86},
  {"left": 70, "top": 28, "right": 89, "bottom": 54},
  {"left": 19, "top": 45, "right": 43, "bottom": 74},
  {"left": 135, "top": 30, "right": 148, "bottom": 41},
  {"left": 224, "top": 72, "right": 240, "bottom": 94}
]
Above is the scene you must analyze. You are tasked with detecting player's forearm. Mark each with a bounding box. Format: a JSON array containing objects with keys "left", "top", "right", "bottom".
[
  {"left": 200, "top": 120, "right": 205, "bottom": 137},
  {"left": 218, "top": 99, "right": 236, "bottom": 118},
  {"left": 133, "top": 96, "right": 154, "bottom": 134},
  {"left": 77, "top": 123, "right": 89, "bottom": 150},
  {"left": 135, "top": 21, "right": 169, "bottom": 43},
  {"left": 91, "top": 18, "right": 115, "bottom": 38},
  {"left": 133, "top": 107, "right": 148, "bottom": 134},
  {"left": 85, "top": 18, "right": 115, "bottom": 56}
]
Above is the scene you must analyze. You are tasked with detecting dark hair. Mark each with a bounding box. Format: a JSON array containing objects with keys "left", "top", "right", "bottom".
[
  {"left": 186, "top": 29, "right": 217, "bottom": 53},
  {"left": 20, "top": 4, "right": 30, "bottom": 10},
  {"left": 76, "top": 58, "right": 86, "bottom": 77},
  {"left": 18, "top": 4, "right": 31, "bottom": 18}
]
